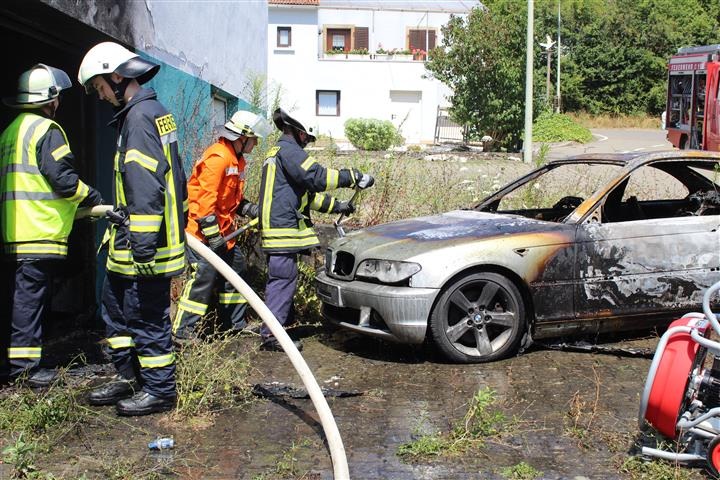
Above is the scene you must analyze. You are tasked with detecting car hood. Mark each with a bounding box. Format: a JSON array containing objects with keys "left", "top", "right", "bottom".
[{"left": 332, "top": 210, "right": 569, "bottom": 260}]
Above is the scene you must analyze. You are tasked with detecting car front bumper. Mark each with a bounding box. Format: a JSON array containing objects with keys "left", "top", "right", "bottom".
[{"left": 315, "top": 270, "right": 440, "bottom": 344}]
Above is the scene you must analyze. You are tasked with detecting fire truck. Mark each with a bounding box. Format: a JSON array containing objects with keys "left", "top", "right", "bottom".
[{"left": 666, "top": 44, "right": 720, "bottom": 150}]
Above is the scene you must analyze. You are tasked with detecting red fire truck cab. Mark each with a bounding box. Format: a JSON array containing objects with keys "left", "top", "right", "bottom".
[{"left": 666, "top": 44, "right": 720, "bottom": 151}]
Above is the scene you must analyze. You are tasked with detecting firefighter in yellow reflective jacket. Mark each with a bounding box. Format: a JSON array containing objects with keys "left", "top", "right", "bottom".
[
  {"left": 257, "top": 108, "right": 374, "bottom": 351},
  {"left": 0, "top": 64, "right": 103, "bottom": 387},
  {"left": 79, "top": 42, "right": 187, "bottom": 416}
]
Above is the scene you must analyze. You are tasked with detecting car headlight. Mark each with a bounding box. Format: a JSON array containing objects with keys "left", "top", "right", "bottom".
[{"left": 355, "top": 259, "right": 421, "bottom": 284}]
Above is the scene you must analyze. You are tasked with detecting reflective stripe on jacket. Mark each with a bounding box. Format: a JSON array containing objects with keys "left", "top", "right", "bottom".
[
  {"left": 0, "top": 113, "right": 90, "bottom": 259},
  {"left": 258, "top": 134, "right": 356, "bottom": 253},
  {"left": 106, "top": 88, "right": 188, "bottom": 277},
  {"left": 186, "top": 138, "right": 246, "bottom": 249}
]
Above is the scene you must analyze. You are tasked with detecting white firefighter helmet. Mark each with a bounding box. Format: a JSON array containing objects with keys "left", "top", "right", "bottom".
[
  {"left": 217, "top": 110, "right": 273, "bottom": 141},
  {"left": 3, "top": 64, "right": 72, "bottom": 109},
  {"left": 77, "top": 41, "right": 159, "bottom": 93},
  {"left": 272, "top": 108, "right": 316, "bottom": 143}
]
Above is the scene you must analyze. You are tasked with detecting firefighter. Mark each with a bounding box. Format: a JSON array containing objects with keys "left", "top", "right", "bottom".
[
  {"left": 257, "top": 108, "right": 374, "bottom": 351},
  {"left": 173, "top": 110, "right": 271, "bottom": 341},
  {"left": 0, "top": 64, "right": 103, "bottom": 387},
  {"left": 78, "top": 42, "right": 187, "bottom": 415}
]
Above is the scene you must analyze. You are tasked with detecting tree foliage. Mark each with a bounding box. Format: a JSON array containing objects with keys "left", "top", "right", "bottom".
[{"left": 425, "top": 0, "right": 720, "bottom": 148}]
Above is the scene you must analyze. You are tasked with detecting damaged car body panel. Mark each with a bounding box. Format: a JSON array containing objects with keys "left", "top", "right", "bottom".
[{"left": 317, "top": 151, "right": 720, "bottom": 363}]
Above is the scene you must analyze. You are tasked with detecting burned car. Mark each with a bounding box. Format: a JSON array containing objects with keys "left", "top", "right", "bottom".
[{"left": 316, "top": 151, "right": 720, "bottom": 363}]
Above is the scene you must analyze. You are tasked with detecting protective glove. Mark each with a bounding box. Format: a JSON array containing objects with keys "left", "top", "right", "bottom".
[
  {"left": 206, "top": 234, "right": 227, "bottom": 253},
  {"left": 353, "top": 169, "right": 375, "bottom": 189},
  {"left": 335, "top": 200, "right": 355, "bottom": 215},
  {"left": 80, "top": 187, "right": 104, "bottom": 208},
  {"left": 133, "top": 259, "right": 157, "bottom": 277},
  {"left": 239, "top": 200, "right": 259, "bottom": 219},
  {"left": 106, "top": 205, "right": 129, "bottom": 227}
]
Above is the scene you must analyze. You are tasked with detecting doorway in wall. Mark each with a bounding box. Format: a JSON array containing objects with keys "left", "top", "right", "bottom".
[
  {"left": 0, "top": 1, "right": 113, "bottom": 330},
  {"left": 389, "top": 90, "right": 422, "bottom": 144}
]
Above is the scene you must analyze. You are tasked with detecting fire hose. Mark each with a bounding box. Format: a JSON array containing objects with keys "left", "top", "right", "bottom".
[{"left": 76, "top": 205, "right": 350, "bottom": 479}]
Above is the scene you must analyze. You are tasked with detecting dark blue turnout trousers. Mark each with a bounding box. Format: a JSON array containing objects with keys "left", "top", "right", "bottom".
[
  {"left": 173, "top": 243, "right": 248, "bottom": 338},
  {"left": 101, "top": 273, "right": 176, "bottom": 398},
  {"left": 4, "top": 260, "right": 53, "bottom": 377},
  {"left": 260, "top": 253, "right": 298, "bottom": 339}
]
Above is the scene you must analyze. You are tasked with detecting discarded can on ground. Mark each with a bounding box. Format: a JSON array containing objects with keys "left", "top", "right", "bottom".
[{"left": 148, "top": 437, "right": 174, "bottom": 450}]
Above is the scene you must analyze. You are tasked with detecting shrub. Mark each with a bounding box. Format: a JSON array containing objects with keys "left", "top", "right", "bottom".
[
  {"left": 533, "top": 111, "right": 593, "bottom": 143},
  {"left": 344, "top": 118, "right": 403, "bottom": 151}
]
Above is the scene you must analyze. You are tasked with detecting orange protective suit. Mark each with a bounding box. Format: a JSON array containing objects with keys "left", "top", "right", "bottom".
[{"left": 186, "top": 137, "right": 246, "bottom": 249}]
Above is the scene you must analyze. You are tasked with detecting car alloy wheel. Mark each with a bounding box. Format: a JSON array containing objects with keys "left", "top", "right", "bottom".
[{"left": 430, "top": 272, "right": 525, "bottom": 363}]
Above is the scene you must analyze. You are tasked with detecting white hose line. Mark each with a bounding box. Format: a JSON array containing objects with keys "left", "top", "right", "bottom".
[{"left": 77, "top": 205, "right": 350, "bottom": 479}]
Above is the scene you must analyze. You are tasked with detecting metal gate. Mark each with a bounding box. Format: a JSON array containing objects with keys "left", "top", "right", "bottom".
[{"left": 433, "top": 106, "right": 468, "bottom": 144}]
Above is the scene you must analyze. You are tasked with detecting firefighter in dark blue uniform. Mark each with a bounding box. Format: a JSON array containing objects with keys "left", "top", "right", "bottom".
[
  {"left": 257, "top": 108, "right": 374, "bottom": 351},
  {"left": 0, "top": 65, "right": 103, "bottom": 387},
  {"left": 78, "top": 42, "right": 188, "bottom": 415}
]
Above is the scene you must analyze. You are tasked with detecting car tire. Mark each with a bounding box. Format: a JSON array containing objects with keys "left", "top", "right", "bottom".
[{"left": 429, "top": 272, "right": 526, "bottom": 363}]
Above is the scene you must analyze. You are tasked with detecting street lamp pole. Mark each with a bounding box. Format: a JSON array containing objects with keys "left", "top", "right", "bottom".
[
  {"left": 556, "top": 0, "right": 561, "bottom": 113},
  {"left": 523, "top": 0, "right": 534, "bottom": 164}
]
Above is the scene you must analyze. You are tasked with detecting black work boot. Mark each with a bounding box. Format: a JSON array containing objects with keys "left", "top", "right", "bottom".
[
  {"left": 27, "top": 368, "right": 59, "bottom": 388},
  {"left": 13, "top": 368, "right": 59, "bottom": 388},
  {"left": 260, "top": 337, "right": 303, "bottom": 352},
  {"left": 116, "top": 391, "right": 176, "bottom": 416},
  {"left": 88, "top": 374, "right": 138, "bottom": 406}
]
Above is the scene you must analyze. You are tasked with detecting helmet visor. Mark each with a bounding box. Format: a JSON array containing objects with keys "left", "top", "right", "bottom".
[
  {"left": 250, "top": 117, "right": 273, "bottom": 139},
  {"left": 45, "top": 66, "right": 72, "bottom": 93}
]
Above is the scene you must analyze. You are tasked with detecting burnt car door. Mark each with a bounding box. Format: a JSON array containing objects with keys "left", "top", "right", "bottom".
[{"left": 574, "top": 160, "right": 720, "bottom": 321}]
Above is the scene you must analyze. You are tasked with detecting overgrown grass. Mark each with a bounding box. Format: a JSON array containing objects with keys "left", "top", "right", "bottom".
[
  {"left": 397, "top": 387, "right": 515, "bottom": 460},
  {"left": 0, "top": 384, "right": 85, "bottom": 436},
  {"left": 533, "top": 111, "right": 593, "bottom": 143},
  {"left": 620, "top": 455, "right": 695, "bottom": 480},
  {"left": 308, "top": 152, "right": 527, "bottom": 228},
  {"left": 499, "top": 462, "right": 543, "bottom": 480},
  {"left": 295, "top": 258, "right": 323, "bottom": 324},
  {"left": 174, "top": 333, "right": 254, "bottom": 419},
  {"left": 252, "top": 438, "right": 314, "bottom": 480},
  {"left": 564, "top": 366, "right": 601, "bottom": 449},
  {"left": 568, "top": 112, "right": 661, "bottom": 129},
  {"left": 0, "top": 370, "right": 88, "bottom": 479}
]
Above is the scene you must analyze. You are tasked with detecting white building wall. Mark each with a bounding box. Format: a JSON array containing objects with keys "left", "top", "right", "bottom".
[
  {"left": 142, "top": 1, "right": 268, "bottom": 98},
  {"left": 268, "top": 5, "right": 459, "bottom": 144}
]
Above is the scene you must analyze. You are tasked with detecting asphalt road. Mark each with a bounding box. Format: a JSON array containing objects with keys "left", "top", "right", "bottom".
[{"left": 547, "top": 127, "right": 673, "bottom": 160}]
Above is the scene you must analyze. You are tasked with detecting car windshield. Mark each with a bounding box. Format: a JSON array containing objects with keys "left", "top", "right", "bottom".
[{"left": 476, "top": 162, "right": 623, "bottom": 222}]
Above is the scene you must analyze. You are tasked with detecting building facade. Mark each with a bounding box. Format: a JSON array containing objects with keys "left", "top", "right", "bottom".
[{"left": 267, "top": 0, "right": 479, "bottom": 144}]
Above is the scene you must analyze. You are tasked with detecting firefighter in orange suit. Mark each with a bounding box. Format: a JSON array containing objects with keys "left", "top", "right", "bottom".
[{"left": 172, "top": 110, "right": 272, "bottom": 340}]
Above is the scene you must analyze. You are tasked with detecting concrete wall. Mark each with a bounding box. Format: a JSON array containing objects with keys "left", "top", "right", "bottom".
[
  {"left": 42, "top": 0, "right": 267, "bottom": 97},
  {"left": 268, "top": 5, "right": 461, "bottom": 144},
  {"left": 42, "top": 0, "right": 267, "bottom": 169}
]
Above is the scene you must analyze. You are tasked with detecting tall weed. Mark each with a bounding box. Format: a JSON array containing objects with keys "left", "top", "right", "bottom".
[
  {"left": 174, "top": 334, "right": 254, "bottom": 418},
  {"left": 568, "top": 112, "right": 661, "bottom": 129}
]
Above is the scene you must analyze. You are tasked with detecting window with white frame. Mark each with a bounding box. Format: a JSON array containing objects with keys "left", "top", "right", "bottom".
[{"left": 317, "top": 90, "right": 340, "bottom": 116}]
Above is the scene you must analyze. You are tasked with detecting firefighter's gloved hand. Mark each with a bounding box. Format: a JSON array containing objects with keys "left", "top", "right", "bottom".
[
  {"left": 106, "top": 205, "right": 129, "bottom": 227},
  {"left": 133, "top": 259, "right": 157, "bottom": 277},
  {"left": 239, "top": 200, "right": 259, "bottom": 219},
  {"left": 207, "top": 234, "right": 227, "bottom": 253},
  {"left": 353, "top": 169, "right": 375, "bottom": 189},
  {"left": 335, "top": 200, "right": 355, "bottom": 215}
]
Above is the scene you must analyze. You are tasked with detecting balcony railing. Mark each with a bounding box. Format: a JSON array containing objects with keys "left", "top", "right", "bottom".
[{"left": 321, "top": 52, "right": 426, "bottom": 61}]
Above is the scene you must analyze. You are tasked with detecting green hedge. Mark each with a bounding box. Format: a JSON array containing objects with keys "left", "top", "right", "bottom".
[
  {"left": 344, "top": 118, "right": 403, "bottom": 151},
  {"left": 533, "top": 112, "right": 593, "bottom": 143}
]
